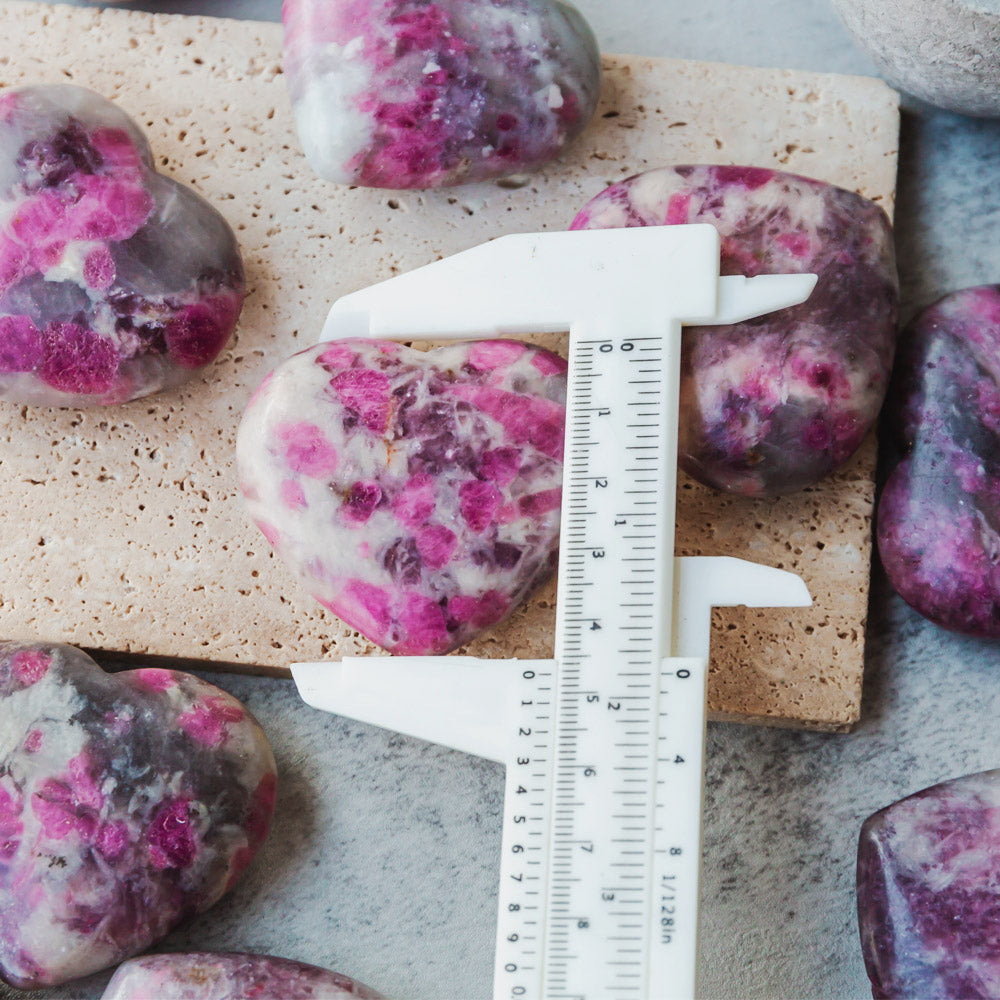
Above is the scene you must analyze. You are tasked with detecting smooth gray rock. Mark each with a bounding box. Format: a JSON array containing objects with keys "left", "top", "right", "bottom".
[{"left": 830, "top": 0, "right": 1000, "bottom": 116}]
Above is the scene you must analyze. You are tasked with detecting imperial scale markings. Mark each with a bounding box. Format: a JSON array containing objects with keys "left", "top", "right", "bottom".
[{"left": 290, "top": 228, "right": 817, "bottom": 1000}]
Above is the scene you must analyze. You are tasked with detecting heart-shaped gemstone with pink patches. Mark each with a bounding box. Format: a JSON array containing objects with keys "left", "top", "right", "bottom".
[
  {"left": 0, "top": 84, "right": 245, "bottom": 406},
  {"left": 237, "top": 338, "right": 567, "bottom": 654},
  {"left": 571, "top": 165, "right": 899, "bottom": 496},
  {"left": 878, "top": 286, "right": 1000, "bottom": 637},
  {"left": 0, "top": 642, "right": 277, "bottom": 989},
  {"left": 282, "top": 0, "right": 601, "bottom": 188}
]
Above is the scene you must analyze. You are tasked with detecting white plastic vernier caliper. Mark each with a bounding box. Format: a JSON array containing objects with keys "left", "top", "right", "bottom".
[{"left": 291, "top": 226, "right": 815, "bottom": 1000}]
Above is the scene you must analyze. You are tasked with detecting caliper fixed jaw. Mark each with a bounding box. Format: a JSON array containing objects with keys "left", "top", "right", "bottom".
[{"left": 320, "top": 228, "right": 817, "bottom": 343}]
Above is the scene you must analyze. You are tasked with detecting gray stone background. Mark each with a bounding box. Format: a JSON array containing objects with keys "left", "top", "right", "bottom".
[{"left": 9, "top": 0, "right": 1000, "bottom": 997}]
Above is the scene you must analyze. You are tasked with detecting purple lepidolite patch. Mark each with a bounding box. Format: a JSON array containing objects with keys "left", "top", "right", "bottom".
[
  {"left": 102, "top": 952, "right": 385, "bottom": 999},
  {"left": 0, "top": 643, "right": 277, "bottom": 989},
  {"left": 237, "top": 338, "right": 566, "bottom": 654},
  {"left": 857, "top": 769, "right": 1000, "bottom": 999},
  {"left": 281, "top": 0, "right": 600, "bottom": 188},
  {"left": 571, "top": 165, "right": 899, "bottom": 496},
  {"left": 878, "top": 286, "right": 1000, "bottom": 637},
  {"left": 0, "top": 84, "right": 245, "bottom": 406}
]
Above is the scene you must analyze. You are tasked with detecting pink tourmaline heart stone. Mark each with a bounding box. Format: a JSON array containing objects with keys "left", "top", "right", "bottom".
[
  {"left": 237, "top": 338, "right": 567, "bottom": 654},
  {"left": 102, "top": 953, "right": 385, "bottom": 999},
  {"left": 281, "top": 0, "right": 601, "bottom": 188},
  {"left": 0, "top": 85, "right": 245, "bottom": 406},
  {"left": 0, "top": 643, "right": 277, "bottom": 989},
  {"left": 878, "top": 286, "right": 1000, "bottom": 638},
  {"left": 571, "top": 165, "right": 899, "bottom": 496}
]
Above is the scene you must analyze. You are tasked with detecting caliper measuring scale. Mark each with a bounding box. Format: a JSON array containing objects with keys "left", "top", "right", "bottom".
[{"left": 292, "top": 226, "right": 816, "bottom": 1000}]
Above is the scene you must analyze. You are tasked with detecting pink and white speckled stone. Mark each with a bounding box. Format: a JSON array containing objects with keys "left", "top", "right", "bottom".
[
  {"left": 858, "top": 769, "right": 1000, "bottom": 999},
  {"left": 237, "top": 338, "right": 566, "bottom": 654},
  {"left": 878, "top": 286, "right": 1000, "bottom": 638},
  {"left": 102, "top": 953, "right": 384, "bottom": 1000},
  {"left": 0, "top": 84, "right": 245, "bottom": 406},
  {"left": 0, "top": 643, "right": 277, "bottom": 990},
  {"left": 572, "top": 165, "right": 899, "bottom": 496},
  {"left": 281, "top": 0, "right": 600, "bottom": 188}
]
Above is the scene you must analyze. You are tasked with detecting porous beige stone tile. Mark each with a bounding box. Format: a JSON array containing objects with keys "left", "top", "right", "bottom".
[{"left": 0, "top": 1, "right": 898, "bottom": 729}]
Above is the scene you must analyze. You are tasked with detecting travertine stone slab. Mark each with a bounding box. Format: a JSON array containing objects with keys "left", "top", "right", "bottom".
[{"left": 0, "top": 0, "right": 899, "bottom": 730}]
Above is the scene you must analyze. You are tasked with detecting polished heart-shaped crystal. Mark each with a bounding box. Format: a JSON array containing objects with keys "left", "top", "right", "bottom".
[
  {"left": 0, "top": 643, "right": 277, "bottom": 989},
  {"left": 282, "top": 0, "right": 601, "bottom": 188},
  {"left": 858, "top": 769, "right": 1000, "bottom": 999},
  {"left": 237, "top": 338, "right": 566, "bottom": 654},
  {"left": 878, "top": 286, "right": 1000, "bottom": 637},
  {"left": 102, "top": 953, "right": 384, "bottom": 999},
  {"left": 571, "top": 165, "right": 899, "bottom": 496},
  {"left": 0, "top": 85, "right": 245, "bottom": 406}
]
